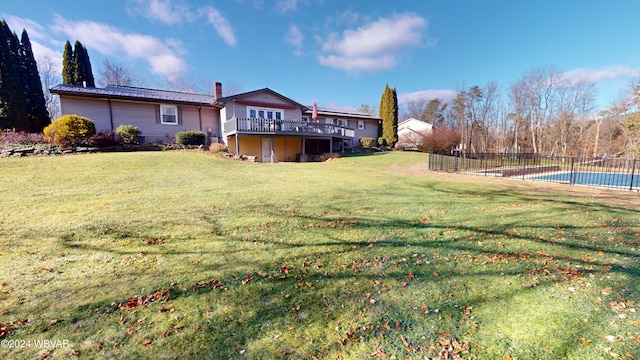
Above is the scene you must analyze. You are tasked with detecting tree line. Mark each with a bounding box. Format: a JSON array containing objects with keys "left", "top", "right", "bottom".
[
  {"left": 0, "top": 20, "right": 98, "bottom": 133},
  {"left": 399, "top": 66, "right": 640, "bottom": 158},
  {"left": 0, "top": 20, "right": 49, "bottom": 132}
]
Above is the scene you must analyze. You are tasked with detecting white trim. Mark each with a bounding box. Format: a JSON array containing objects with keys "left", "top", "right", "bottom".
[
  {"left": 247, "top": 106, "right": 284, "bottom": 120},
  {"left": 160, "top": 104, "right": 178, "bottom": 125}
]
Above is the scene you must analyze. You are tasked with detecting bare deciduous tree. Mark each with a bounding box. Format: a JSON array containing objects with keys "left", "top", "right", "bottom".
[
  {"left": 37, "top": 55, "right": 61, "bottom": 119},
  {"left": 99, "top": 59, "right": 133, "bottom": 87}
]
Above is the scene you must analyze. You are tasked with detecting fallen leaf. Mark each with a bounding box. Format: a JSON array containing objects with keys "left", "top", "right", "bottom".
[
  {"left": 605, "top": 335, "right": 616, "bottom": 342},
  {"left": 141, "top": 338, "right": 152, "bottom": 346},
  {"left": 242, "top": 274, "right": 254, "bottom": 285},
  {"left": 407, "top": 271, "right": 415, "bottom": 280}
]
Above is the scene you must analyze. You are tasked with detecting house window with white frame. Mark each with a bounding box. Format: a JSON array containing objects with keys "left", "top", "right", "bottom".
[
  {"left": 160, "top": 105, "right": 178, "bottom": 125},
  {"left": 337, "top": 119, "right": 348, "bottom": 127},
  {"left": 357, "top": 120, "right": 365, "bottom": 129},
  {"left": 247, "top": 106, "right": 284, "bottom": 120},
  {"left": 325, "top": 118, "right": 334, "bottom": 124}
]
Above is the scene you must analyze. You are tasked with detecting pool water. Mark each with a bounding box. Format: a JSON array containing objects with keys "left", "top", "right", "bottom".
[{"left": 530, "top": 171, "right": 639, "bottom": 189}]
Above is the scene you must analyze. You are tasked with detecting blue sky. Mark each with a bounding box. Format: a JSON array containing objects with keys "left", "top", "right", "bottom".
[{"left": 3, "top": 0, "right": 640, "bottom": 113}]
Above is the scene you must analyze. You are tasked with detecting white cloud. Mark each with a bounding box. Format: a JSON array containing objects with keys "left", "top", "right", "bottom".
[
  {"left": 128, "top": 1, "right": 237, "bottom": 47},
  {"left": 317, "top": 12, "right": 428, "bottom": 72},
  {"left": 284, "top": 24, "right": 304, "bottom": 55},
  {"left": 51, "top": 14, "right": 188, "bottom": 78},
  {"left": 201, "top": 6, "right": 237, "bottom": 48},
  {"left": 276, "top": 0, "right": 297, "bottom": 13},
  {"left": 397, "top": 89, "right": 457, "bottom": 105},
  {"left": 559, "top": 66, "right": 640, "bottom": 85},
  {"left": 127, "top": 0, "right": 192, "bottom": 25}
]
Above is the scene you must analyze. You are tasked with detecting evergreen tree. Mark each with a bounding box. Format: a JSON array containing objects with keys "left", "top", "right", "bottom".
[
  {"left": 19, "top": 30, "right": 50, "bottom": 132},
  {"left": 62, "top": 40, "right": 74, "bottom": 84},
  {"left": 0, "top": 20, "right": 28, "bottom": 130},
  {"left": 73, "top": 40, "right": 95, "bottom": 87},
  {"left": 379, "top": 84, "right": 398, "bottom": 147}
]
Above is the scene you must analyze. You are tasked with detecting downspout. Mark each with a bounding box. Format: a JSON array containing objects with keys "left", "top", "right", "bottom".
[
  {"left": 108, "top": 99, "right": 114, "bottom": 131},
  {"left": 198, "top": 106, "right": 202, "bottom": 131}
]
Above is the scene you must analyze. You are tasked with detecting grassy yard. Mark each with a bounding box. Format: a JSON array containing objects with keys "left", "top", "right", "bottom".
[{"left": 0, "top": 151, "right": 639, "bottom": 359}]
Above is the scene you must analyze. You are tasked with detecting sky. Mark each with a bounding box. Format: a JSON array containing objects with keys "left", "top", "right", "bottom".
[{"left": 3, "top": 0, "right": 640, "bottom": 113}]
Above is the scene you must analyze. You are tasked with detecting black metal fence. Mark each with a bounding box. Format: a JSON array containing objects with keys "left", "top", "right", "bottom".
[{"left": 428, "top": 153, "right": 639, "bottom": 191}]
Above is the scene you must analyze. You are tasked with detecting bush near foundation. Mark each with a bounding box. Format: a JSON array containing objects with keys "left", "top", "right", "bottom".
[
  {"left": 43, "top": 115, "right": 96, "bottom": 146},
  {"left": 359, "top": 137, "right": 374, "bottom": 148},
  {"left": 116, "top": 125, "right": 142, "bottom": 144},
  {"left": 175, "top": 131, "right": 206, "bottom": 145},
  {"left": 209, "top": 142, "right": 228, "bottom": 154}
]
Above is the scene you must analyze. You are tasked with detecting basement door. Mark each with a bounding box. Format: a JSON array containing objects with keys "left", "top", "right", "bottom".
[{"left": 261, "top": 138, "right": 272, "bottom": 163}]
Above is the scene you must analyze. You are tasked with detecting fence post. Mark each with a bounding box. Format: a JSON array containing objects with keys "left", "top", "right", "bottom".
[
  {"left": 454, "top": 152, "right": 459, "bottom": 172},
  {"left": 570, "top": 157, "right": 575, "bottom": 185},
  {"left": 630, "top": 159, "right": 637, "bottom": 192}
]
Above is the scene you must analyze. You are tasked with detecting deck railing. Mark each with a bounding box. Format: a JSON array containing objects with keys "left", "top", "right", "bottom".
[
  {"left": 428, "top": 153, "right": 639, "bottom": 191},
  {"left": 224, "top": 117, "right": 355, "bottom": 138}
]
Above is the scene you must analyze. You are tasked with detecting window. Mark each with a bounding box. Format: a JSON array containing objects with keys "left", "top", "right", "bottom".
[
  {"left": 357, "top": 120, "right": 365, "bottom": 130},
  {"left": 160, "top": 105, "right": 178, "bottom": 125},
  {"left": 337, "top": 119, "right": 348, "bottom": 127},
  {"left": 325, "top": 118, "right": 334, "bottom": 124},
  {"left": 247, "top": 106, "right": 284, "bottom": 120}
]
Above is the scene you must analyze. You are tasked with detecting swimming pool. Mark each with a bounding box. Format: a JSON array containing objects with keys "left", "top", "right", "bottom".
[{"left": 529, "top": 171, "right": 639, "bottom": 190}]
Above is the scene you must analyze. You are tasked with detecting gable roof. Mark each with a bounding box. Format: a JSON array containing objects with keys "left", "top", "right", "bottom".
[
  {"left": 50, "top": 84, "right": 220, "bottom": 107},
  {"left": 399, "top": 118, "right": 433, "bottom": 127},
  {"left": 216, "top": 88, "right": 306, "bottom": 110},
  {"left": 306, "top": 106, "right": 381, "bottom": 122}
]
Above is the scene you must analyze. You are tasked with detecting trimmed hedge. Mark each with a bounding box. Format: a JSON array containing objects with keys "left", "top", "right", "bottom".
[
  {"left": 43, "top": 115, "right": 96, "bottom": 146},
  {"left": 175, "top": 131, "right": 206, "bottom": 145}
]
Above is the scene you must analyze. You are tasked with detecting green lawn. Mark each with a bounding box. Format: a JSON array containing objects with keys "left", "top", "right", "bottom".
[{"left": 0, "top": 151, "right": 639, "bottom": 359}]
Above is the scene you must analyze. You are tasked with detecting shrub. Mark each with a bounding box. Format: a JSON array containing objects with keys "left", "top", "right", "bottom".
[
  {"left": 116, "top": 125, "right": 142, "bottom": 144},
  {"left": 209, "top": 142, "right": 228, "bottom": 154},
  {"left": 359, "top": 137, "right": 374, "bottom": 148},
  {"left": 89, "top": 131, "right": 119, "bottom": 147},
  {"left": 43, "top": 115, "right": 96, "bottom": 146},
  {"left": 377, "top": 137, "right": 387, "bottom": 147},
  {"left": 1, "top": 130, "right": 44, "bottom": 146},
  {"left": 175, "top": 131, "right": 206, "bottom": 145},
  {"left": 420, "top": 127, "right": 461, "bottom": 153}
]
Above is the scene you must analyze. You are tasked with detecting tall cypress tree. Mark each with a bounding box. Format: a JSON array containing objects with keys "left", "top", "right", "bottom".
[
  {"left": 72, "top": 40, "right": 95, "bottom": 87},
  {"left": 379, "top": 84, "right": 398, "bottom": 147},
  {"left": 81, "top": 43, "right": 95, "bottom": 87},
  {"left": 0, "top": 20, "right": 28, "bottom": 130},
  {"left": 19, "top": 30, "right": 50, "bottom": 132},
  {"left": 62, "top": 40, "right": 74, "bottom": 84}
]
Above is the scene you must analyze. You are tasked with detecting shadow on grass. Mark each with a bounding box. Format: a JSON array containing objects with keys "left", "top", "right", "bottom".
[{"left": 45, "top": 196, "right": 640, "bottom": 358}]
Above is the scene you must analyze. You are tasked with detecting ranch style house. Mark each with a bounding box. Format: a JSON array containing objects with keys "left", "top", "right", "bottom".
[{"left": 50, "top": 83, "right": 381, "bottom": 162}]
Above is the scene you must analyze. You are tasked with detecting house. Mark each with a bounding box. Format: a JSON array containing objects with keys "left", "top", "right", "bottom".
[
  {"left": 50, "top": 83, "right": 381, "bottom": 162},
  {"left": 397, "top": 117, "right": 433, "bottom": 150}
]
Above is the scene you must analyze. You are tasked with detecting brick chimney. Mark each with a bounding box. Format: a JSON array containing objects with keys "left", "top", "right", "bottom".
[{"left": 214, "top": 82, "right": 222, "bottom": 100}]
